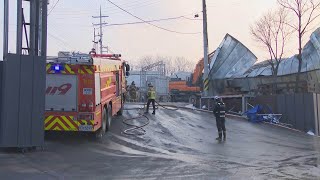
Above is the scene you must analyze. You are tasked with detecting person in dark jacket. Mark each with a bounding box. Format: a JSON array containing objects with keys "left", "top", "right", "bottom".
[{"left": 213, "top": 96, "right": 226, "bottom": 141}]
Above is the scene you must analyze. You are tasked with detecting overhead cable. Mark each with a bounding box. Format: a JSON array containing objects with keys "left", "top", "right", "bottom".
[
  {"left": 106, "top": 0, "right": 201, "bottom": 35},
  {"left": 48, "top": 0, "right": 60, "bottom": 16},
  {"left": 102, "top": 15, "right": 200, "bottom": 27}
]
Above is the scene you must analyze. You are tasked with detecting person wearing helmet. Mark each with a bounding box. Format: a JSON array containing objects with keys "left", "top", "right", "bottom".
[
  {"left": 145, "top": 83, "right": 156, "bottom": 115},
  {"left": 213, "top": 96, "right": 226, "bottom": 141},
  {"left": 129, "top": 81, "right": 137, "bottom": 102},
  {"left": 89, "top": 48, "right": 96, "bottom": 55}
]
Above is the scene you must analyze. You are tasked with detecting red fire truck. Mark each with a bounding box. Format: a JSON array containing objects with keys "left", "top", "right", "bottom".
[{"left": 45, "top": 52, "right": 129, "bottom": 137}]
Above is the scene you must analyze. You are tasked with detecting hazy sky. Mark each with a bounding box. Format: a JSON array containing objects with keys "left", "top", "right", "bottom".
[{"left": 1, "top": 0, "right": 319, "bottom": 64}]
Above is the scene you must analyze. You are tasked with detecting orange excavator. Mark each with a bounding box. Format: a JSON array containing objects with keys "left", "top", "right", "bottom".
[
  {"left": 169, "top": 52, "right": 214, "bottom": 104},
  {"left": 169, "top": 59, "right": 204, "bottom": 104}
]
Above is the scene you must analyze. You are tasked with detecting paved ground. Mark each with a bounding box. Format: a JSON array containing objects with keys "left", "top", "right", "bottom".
[{"left": 0, "top": 103, "right": 320, "bottom": 180}]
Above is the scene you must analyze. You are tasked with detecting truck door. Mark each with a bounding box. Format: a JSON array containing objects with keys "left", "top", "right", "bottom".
[
  {"left": 46, "top": 74, "right": 78, "bottom": 111},
  {"left": 116, "top": 72, "right": 120, "bottom": 96}
]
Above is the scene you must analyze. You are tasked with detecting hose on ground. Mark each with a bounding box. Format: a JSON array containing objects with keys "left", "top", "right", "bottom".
[
  {"left": 122, "top": 114, "right": 150, "bottom": 136},
  {"left": 122, "top": 101, "right": 179, "bottom": 136},
  {"left": 155, "top": 101, "right": 179, "bottom": 111},
  {"left": 122, "top": 106, "right": 149, "bottom": 136}
]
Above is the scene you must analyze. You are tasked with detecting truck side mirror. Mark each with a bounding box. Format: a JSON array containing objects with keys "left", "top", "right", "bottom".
[{"left": 126, "top": 64, "right": 130, "bottom": 72}]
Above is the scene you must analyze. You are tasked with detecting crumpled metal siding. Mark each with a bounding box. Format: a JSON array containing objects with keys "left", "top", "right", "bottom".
[
  {"left": 225, "top": 51, "right": 257, "bottom": 78},
  {"left": 244, "top": 27, "right": 320, "bottom": 77},
  {"left": 206, "top": 27, "right": 320, "bottom": 96},
  {"left": 208, "top": 34, "right": 257, "bottom": 80}
]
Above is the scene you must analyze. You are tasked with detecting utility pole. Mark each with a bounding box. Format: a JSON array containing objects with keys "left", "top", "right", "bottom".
[
  {"left": 92, "top": 28, "right": 99, "bottom": 51},
  {"left": 92, "top": 6, "right": 108, "bottom": 54},
  {"left": 202, "top": 0, "right": 210, "bottom": 96}
]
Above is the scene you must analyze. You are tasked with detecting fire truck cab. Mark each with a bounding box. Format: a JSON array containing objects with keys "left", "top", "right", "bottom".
[{"left": 45, "top": 52, "right": 129, "bottom": 137}]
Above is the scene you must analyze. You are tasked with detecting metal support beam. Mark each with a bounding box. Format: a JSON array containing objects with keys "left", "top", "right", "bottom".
[
  {"left": 16, "top": 0, "right": 23, "bottom": 55},
  {"left": 30, "top": 0, "right": 37, "bottom": 55},
  {"left": 41, "top": 0, "right": 48, "bottom": 57},
  {"left": 3, "top": 0, "right": 9, "bottom": 58},
  {"left": 242, "top": 96, "right": 247, "bottom": 114}
]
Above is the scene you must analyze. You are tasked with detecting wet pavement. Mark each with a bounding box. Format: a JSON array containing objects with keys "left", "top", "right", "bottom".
[{"left": 0, "top": 103, "right": 320, "bottom": 180}]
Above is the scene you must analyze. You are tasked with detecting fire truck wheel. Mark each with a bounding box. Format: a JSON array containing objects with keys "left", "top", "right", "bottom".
[
  {"left": 117, "top": 99, "right": 124, "bottom": 116},
  {"left": 106, "top": 106, "right": 112, "bottom": 131},
  {"left": 96, "top": 108, "right": 107, "bottom": 138}
]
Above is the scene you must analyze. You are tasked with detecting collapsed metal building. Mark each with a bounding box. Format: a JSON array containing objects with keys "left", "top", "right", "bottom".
[
  {"left": 205, "top": 27, "right": 320, "bottom": 135},
  {"left": 207, "top": 27, "right": 320, "bottom": 96}
]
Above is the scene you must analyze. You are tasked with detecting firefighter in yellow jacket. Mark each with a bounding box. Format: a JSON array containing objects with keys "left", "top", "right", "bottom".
[{"left": 145, "top": 83, "right": 156, "bottom": 115}]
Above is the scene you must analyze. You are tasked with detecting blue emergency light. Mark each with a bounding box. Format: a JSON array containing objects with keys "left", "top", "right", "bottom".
[
  {"left": 51, "top": 64, "right": 64, "bottom": 73},
  {"left": 54, "top": 65, "right": 60, "bottom": 71}
]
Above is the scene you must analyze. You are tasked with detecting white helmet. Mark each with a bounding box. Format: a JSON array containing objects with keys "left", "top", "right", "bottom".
[{"left": 214, "top": 96, "right": 221, "bottom": 101}]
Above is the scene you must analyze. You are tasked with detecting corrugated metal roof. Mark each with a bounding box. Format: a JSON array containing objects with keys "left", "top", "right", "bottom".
[
  {"left": 242, "top": 27, "right": 320, "bottom": 77},
  {"left": 208, "top": 34, "right": 258, "bottom": 79}
]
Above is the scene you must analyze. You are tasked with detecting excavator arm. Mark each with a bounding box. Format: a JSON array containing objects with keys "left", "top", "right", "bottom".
[{"left": 192, "top": 59, "right": 204, "bottom": 85}]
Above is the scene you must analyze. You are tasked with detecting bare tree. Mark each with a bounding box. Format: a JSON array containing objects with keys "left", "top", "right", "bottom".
[
  {"left": 135, "top": 56, "right": 157, "bottom": 70},
  {"left": 173, "top": 57, "right": 194, "bottom": 73},
  {"left": 278, "top": 0, "right": 320, "bottom": 73},
  {"left": 134, "top": 56, "right": 195, "bottom": 75},
  {"left": 251, "top": 8, "right": 290, "bottom": 76}
]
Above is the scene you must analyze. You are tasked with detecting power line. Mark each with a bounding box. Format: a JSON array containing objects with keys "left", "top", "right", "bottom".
[
  {"left": 51, "top": 0, "right": 163, "bottom": 16},
  {"left": 48, "top": 0, "right": 60, "bottom": 16},
  {"left": 106, "top": 0, "right": 201, "bottom": 35},
  {"left": 48, "top": 33, "right": 72, "bottom": 50},
  {"left": 102, "top": 15, "right": 201, "bottom": 27}
]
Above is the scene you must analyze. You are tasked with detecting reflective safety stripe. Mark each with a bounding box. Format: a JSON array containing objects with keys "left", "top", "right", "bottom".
[
  {"left": 46, "top": 64, "right": 94, "bottom": 75},
  {"left": 204, "top": 78, "right": 209, "bottom": 91},
  {"left": 148, "top": 90, "right": 156, "bottom": 99},
  {"left": 45, "top": 115, "right": 95, "bottom": 131},
  {"left": 78, "top": 65, "right": 94, "bottom": 74},
  {"left": 96, "top": 64, "right": 121, "bottom": 73}
]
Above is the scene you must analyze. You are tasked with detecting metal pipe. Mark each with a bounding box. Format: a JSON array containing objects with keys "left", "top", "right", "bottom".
[
  {"left": 16, "top": 0, "right": 23, "bottom": 55},
  {"left": 30, "top": 0, "right": 36, "bottom": 55},
  {"left": 242, "top": 96, "right": 247, "bottom": 114},
  {"left": 35, "top": 0, "right": 40, "bottom": 56},
  {"left": 3, "top": 0, "right": 9, "bottom": 58},
  {"left": 22, "top": 9, "right": 30, "bottom": 54},
  {"left": 41, "top": 0, "right": 48, "bottom": 57}
]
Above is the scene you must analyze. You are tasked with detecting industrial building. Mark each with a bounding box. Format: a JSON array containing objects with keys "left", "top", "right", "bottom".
[{"left": 207, "top": 27, "right": 320, "bottom": 96}]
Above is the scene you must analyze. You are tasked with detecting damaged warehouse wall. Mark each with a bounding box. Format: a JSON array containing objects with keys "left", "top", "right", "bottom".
[
  {"left": 207, "top": 27, "right": 320, "bottom": 135},
  {"left": 207, "top": 27, "right": 320, "bottom": 96},
  {"left": 207, "top": 34, "right": 257, "bottom": 96},
  {"left": 212, "top": 69, "right": 320, "bottom": 96},
  {"left": 248, "top": 94, "right": 320, "bottom": 136}
]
